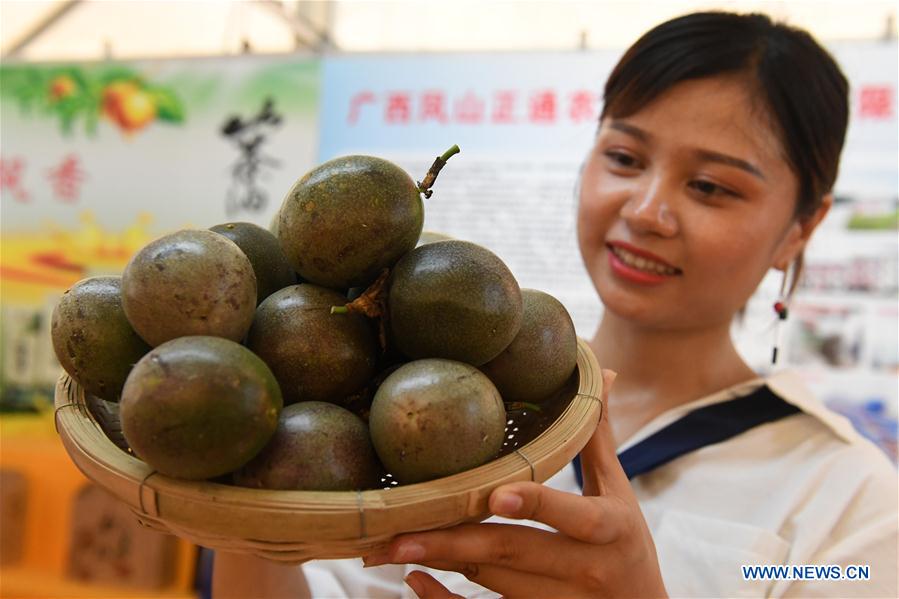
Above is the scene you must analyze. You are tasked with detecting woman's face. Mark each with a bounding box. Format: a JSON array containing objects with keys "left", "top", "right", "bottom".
[{"left": 578, "top": 76, "right": 808, "bottom": 331}]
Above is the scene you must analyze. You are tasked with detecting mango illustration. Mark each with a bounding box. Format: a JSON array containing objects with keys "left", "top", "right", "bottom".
[{"left": 102, "top": 81, "right": 157, "bottom": 132}]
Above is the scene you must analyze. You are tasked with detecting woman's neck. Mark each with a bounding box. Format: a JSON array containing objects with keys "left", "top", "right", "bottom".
[{"left": 589, "top": 312, "right": 758, "bottom": 445}]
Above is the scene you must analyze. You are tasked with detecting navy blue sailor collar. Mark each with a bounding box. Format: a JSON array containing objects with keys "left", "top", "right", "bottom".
[{"left": 572, "top": 370, "right": 857, "bottom": 485}]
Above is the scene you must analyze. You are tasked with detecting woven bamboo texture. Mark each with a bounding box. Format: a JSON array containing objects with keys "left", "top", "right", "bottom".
[{"left": 54, "top": 338, "right": 602, "bottom": 564}]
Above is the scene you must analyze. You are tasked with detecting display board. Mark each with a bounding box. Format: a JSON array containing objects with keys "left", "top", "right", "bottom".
[
  {"left": 0, "top": 55, "right": 320, "bottom": 413},
  {"left": 318, "top": 43, "right": 898, "bottom": 461}
]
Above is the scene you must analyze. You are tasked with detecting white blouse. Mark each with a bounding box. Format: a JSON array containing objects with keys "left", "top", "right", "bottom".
[{"left": 302, "top": 370, "right": 898, "bottom": 598}]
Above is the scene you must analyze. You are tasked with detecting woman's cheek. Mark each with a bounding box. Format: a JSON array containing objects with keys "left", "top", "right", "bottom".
[
  {"left": 579, "top": 169, "right": 618, "bottom": 225},
  {"left": 691, "top": 232, "right": 772, "bottom": 315},
  {"left": 576, "top": 203, "right": 596, "bottom": 267},
  {"left": 577, "top": 195, "right": 608, "bottom": 256}
]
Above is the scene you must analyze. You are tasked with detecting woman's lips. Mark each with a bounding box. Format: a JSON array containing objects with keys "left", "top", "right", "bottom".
[{"left": 606, "top": 242, "right": 681, "bottom": 285}]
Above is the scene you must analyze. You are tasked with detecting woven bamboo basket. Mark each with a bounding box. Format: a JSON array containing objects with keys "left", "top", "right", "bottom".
[{"left": 54, "top": 338, "right": 602, "bottom": 564}]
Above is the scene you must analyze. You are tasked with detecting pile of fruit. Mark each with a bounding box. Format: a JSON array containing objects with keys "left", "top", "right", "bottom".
[{"left": 51, "top": 147, "right": 578, "bottom": 490}]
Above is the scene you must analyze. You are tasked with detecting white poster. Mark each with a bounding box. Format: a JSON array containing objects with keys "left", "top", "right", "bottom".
[{"left": 318, "top": 43, "right": 898, "bottom": 461}]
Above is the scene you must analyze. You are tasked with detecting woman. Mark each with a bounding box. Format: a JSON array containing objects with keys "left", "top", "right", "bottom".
[{"left": 214, "top": 11, "right": 898, "bottom": 598}]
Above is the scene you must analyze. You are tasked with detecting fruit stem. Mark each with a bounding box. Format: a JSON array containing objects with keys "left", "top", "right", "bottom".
[
  {"left": 440, "top": 144, "right": 461, "bottom": 162},
  {"left": 417, "top": 144, "right": 461, "bottom": 199},
  {"left": 330, "top": 269, "right": 391, "bottom": 352}
]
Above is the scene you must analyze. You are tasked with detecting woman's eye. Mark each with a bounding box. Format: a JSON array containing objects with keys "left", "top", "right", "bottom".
[
  {"left": 603, "top": 150, "right": 641, "bottom": 169},
  {"left": 689, "top": 179, "right": 737, "bottom": 198}
]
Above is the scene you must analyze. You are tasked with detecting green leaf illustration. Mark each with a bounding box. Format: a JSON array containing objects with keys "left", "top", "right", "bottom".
[
  {"left": 3, "top": 64, "right": 186, "bottom": 135},
  {"left": 151, "top": 87, "right": 185, "bottom": 123}
]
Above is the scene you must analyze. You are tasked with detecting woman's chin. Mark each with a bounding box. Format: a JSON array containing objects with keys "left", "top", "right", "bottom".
[{"left": 598, "top": 290, "right": 667, "bottom": 326}]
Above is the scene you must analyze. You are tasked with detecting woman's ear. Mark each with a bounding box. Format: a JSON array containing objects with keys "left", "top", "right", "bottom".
[{"left": 772, "top": 194, "right": 833, "bottom": 271}]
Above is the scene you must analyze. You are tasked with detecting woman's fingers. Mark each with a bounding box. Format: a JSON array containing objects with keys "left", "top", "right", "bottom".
[
  {"left": 366, "top": 524, "right": 566, "bottom": 575},
  {"left": 404, "top": 570, "right": 464, "bottom": 599},
  {"left": 490, "top": 481, "right": 630, "bottom": 545},
  {"left": 366, "top": 522, "right": 617, "bottom": 583},
  {"left": 580, "top": 369, "right": 634, "bottom": 499}
]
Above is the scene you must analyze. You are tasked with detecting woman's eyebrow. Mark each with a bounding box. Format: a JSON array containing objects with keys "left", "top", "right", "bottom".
[
  {"left": 608, "top": 121, "right": 650, "bottom": 142},
  {"left": 694, "top": 149, "right": 766, "bottom": 181},
  {"left": 608, "top": 119, "right": 767, "bottom": 181}
]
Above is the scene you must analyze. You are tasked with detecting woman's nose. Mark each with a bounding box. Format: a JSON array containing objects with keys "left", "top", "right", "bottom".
[{"left": 620, "top": 177, "right": 679, "bottom": 237}]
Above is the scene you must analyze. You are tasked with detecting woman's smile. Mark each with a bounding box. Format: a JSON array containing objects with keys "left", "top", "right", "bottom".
[{"left": 606, "top": 241, "right": 682, "bottom": 285}]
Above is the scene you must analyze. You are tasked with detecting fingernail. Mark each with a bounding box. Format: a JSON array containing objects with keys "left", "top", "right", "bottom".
[
  {"left": 394, "top": 540, "right": 426, "bottom": 562},
  {"left": 405, "top": 572, "right": 425, "bottom": 597},
  {"left": 492, "top": 491, "right": 523, "bottom": 516},
  {"left": 362, "top": 551, "right": 389, "bottom": 567}
]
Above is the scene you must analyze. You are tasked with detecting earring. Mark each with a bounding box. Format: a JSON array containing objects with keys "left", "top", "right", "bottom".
[{"left": 771, "top": 270, "right": 790, "bottom": 365}]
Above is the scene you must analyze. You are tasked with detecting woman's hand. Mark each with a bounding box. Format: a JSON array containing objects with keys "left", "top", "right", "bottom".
[{"left": 362, "top": 370, "right": 668, "bottom": 599}]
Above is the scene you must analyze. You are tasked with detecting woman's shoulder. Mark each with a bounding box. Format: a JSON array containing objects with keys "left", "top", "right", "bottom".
[
  {"left": 636, "top": 371, "right": 897, "bottom": 597},
  {"left": 763, "top": 369, "right": 895, "bottom": 478},
  {"left": 633, "top": 369, "right": 895, "bottom": 525},
  {"left": 699, "top": 369, "right": 896, "bottom": 537}
]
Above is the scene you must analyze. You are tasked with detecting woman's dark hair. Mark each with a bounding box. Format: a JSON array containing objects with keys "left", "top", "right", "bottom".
[{"left": 601, "top": 12, "right": 849, "bottom": 294}]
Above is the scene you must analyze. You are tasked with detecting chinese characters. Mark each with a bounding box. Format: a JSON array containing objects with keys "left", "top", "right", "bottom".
[
  {"left": 1, "top": 154, "right": 87, "bottom": 203},
  {"left": 46, "top": 155, "right": 87, "bottom": 203},
  {"left": 345, "top": 85, "right": 895, "bottom": 125},
  {"left": 220, "top": 98, "right": 284, "bottom": 217},
  {"left": 347, "top": 89, "right": 600, "bottom": 125}
]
